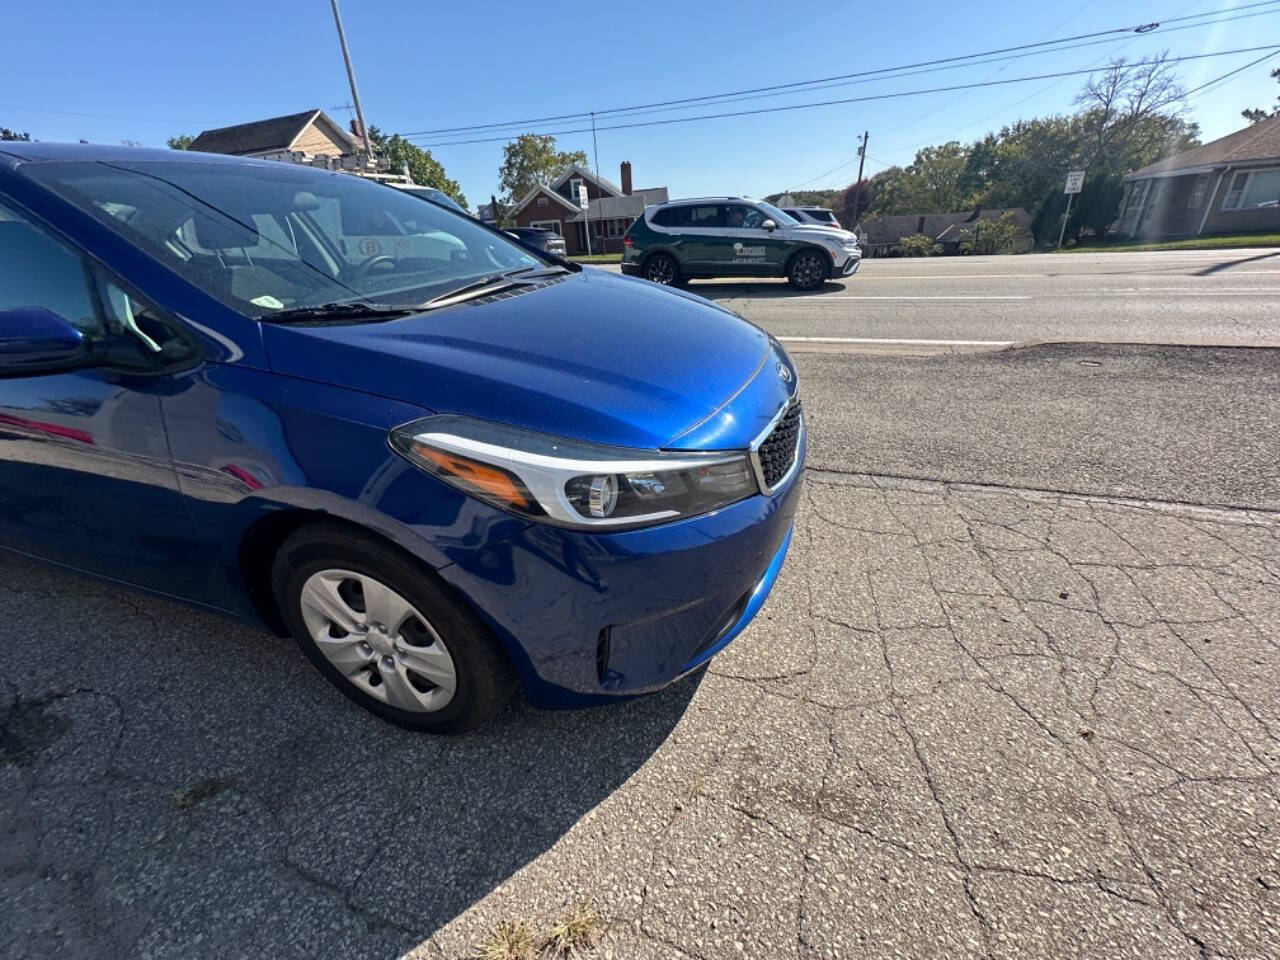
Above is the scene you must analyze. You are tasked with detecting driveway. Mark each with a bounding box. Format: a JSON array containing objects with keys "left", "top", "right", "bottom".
[{"left": 3, "top": 338, "right": 1277, "bottom": 959}]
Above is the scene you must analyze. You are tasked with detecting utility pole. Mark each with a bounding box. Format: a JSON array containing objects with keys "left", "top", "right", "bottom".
[
  {"left": 330, "top": 0, "right": 372, "bottom": 158},
  {"left": 591, "top": 111, "right": 602, "bottom": 255},
  {"left": 849, "top": 131, "right": 868, "bottom": 230}
]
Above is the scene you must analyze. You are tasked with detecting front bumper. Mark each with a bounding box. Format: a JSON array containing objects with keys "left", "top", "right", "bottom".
[
  {"left": 838, "top": 253, "right": 862, "bottom": 276},
  {"left": 437, "top": 434, "right": 805, "bottom": 708}
]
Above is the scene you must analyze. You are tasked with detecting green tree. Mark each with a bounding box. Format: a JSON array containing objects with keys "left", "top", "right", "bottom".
[
  {"left": 368, "top": 126, "right": 467, "bottom": 210},
  {"left": 1241, "top": 67, "right": 1280, "bottom": 123},
  {"left": 957, "top": 213, "right": 1022, "bottom": 255},
  {"left": 1, "top": 127, "right": 31, "bottom": 141},
  {"left": 498, "top": 134, "right": 587, "bottom": 206},
  {"left": 873, "top": 143, "right": 968, "bottom": 215},
  {"left": 833, "top": 179, "right": 871, "bottom": 227},
  {"left": 167, "top": 134, "right": 195, "bottom": 150}
]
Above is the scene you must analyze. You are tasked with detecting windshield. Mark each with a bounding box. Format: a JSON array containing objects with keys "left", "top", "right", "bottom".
[
  {"left": 398, "top": 186, "right": 467, "bottom": 215},
  {"left": 25, "top": 160, "right": 542, "bottom": 318},
  {"left": 753, "top": 201, "right": 798, "bottom": 226}
]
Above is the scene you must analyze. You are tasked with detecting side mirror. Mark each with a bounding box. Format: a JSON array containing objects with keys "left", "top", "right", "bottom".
[
  {"left": 761, "top": 219, "right": 777, "bottom": 232},
  {"left": 0, "top": 307, "right": 93, "bottom": 375}
]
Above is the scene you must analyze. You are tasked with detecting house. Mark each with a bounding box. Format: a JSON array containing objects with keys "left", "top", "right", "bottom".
[
  {"left": 189, "top": 109, "right": 360, "bottom": 161},
  {"left": 510, "top": 162, "right": 668, "bottom": 255},
  {"left": 1116, "top": 115, "right": 1280, "bottom": 240},
  {"left": 859, "top": 208, "right": 1033, "bottom": 256}
]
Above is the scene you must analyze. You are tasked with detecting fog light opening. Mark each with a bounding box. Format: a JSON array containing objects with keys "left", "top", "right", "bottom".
[{"left": 588, "top": 475, "right": 618, "bottom": 518}]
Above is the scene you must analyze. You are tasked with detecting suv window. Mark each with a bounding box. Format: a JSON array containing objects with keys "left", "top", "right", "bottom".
[
  {"left": 686, "top": 205, "right": 723, "bottom": 228},
  {"left": 725, "top": 204, "right": 770, "bottom": 229}
]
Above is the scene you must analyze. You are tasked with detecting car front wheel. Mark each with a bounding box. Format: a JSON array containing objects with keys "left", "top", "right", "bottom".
[
  {"left": 272, "top": 523, "right": 513, "bottom": 733},
  {"left": 644, "top": 252, "right": 681, "bottom": 285},
  {"left": 787, "top": 250, "right": 828, "bottom": 291}
]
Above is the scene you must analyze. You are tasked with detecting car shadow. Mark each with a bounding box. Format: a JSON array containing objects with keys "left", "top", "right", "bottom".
[
  {"left": 0, "top": 552, "right": 699, "bottom": 958},
  {"left": 686, "top": 279, "right": 847, "bottom": 300}
]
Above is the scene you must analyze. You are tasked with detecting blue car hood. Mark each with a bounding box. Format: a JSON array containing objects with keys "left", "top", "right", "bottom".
[{"left": 260, "top": 269, "right": 771, "bottom": 450}]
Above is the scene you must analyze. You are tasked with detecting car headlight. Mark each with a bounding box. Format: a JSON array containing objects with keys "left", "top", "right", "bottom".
[{"left": 389, "top": 416, "right": 759, "bottom": 530}]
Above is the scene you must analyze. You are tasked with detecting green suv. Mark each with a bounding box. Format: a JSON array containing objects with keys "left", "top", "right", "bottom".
[{"left": 621, "top": 198, "right": 861, "bottom": 291}]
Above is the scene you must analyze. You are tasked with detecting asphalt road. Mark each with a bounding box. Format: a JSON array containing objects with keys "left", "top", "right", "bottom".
[
  {"left": 3, "top": 251, "right": 1278, "bottom": 960},
  {"left": 615, "top": 247, "right": 1280, "bottom": 350}
]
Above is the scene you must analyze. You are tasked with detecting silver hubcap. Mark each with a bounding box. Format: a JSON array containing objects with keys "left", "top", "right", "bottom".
[{"left": 299, "top": 569, "right": 457, "bottom": 713}]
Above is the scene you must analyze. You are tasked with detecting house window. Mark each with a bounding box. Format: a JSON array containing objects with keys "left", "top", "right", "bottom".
[
  {"left": 1221, "top": 168, "right": 1280, "bottom": 211},
  {"left": 1187, "top": 174, "right": 1210, "bottom": 209},
  {"left": 1123, "top": 180, "right": 1149, "bottom": 216},
  {"left": 569, "top": 178, "right": 584, "bottom": 205},
  {"left": 536, "top": 196, "right": 549, "bottom": 208}
]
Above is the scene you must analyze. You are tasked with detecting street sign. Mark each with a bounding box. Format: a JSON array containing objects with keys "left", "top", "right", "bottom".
[
  {"left": 577, "top": 184, "right": 589, "bottom": 208},
  {"left": 1065, "top": 170, "right": 1086, "bottom": 194}
]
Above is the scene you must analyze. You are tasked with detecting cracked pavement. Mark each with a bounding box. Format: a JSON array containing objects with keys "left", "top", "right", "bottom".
[{"left": 3, "top": 345, "right": 1279, "bottom": 959}]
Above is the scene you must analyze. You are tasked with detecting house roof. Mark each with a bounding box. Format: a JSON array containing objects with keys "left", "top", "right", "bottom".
[
  {"left": 860, "top": 208, "right": 1031, "bottom": 245},
  {"left": 550, "top": 162, "right": 623, "bottom": 197},
  {"left": 1127, "top": 115, "right": 1280, "bottom": 179},
  {"left": 513, "top": 183, "right": 582, "bottom": 216},
  {"left": 189, "top": 109, "right": 357, "bottom": 156}
]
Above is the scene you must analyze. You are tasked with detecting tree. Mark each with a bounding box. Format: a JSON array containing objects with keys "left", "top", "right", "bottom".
[
  {"left": 167, "top": 134, "right": 195, "bottom": 150},
  {"left": 368, "top": 126, "right": 467, "bottom": 210},
  {"left": 833, "top": 180, "right": 871, "bottom": 227},
  {"left": 957, "top": 213, "right": 1022, "bottom": 255},
  {"left": 1242, "top": 67, "right": 1280, "bottom": 123},
  {"left": 1, "top": 127, "right": 31, "bottom": 141},
  {"left": 498, "top": 134, "right": 587, "bottom": 206},
  {"left": 871, "top": 143, "right": 968, "bottom": 215}
]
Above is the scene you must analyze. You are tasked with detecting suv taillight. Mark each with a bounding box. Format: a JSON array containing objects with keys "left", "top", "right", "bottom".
[{"left": 622, "top": 234, "right": 633, "bottom": 247}]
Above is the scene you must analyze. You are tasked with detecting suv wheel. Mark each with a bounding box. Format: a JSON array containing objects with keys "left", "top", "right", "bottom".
[
  {"left": 272, "top": 523, "right": 514, "bottom": 733},
  {"left": 787, "top": 250, "right": 828, "bottom": 291},
  {"left": 644, "top": 253, "right": 681, "bottom": 286}
]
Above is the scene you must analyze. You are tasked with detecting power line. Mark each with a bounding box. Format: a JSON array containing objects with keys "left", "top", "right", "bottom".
[
  {"left": 410, "top": 46, "right": 1280, "bottom": 148},
  {"left": 402, "top": 0, "right": 1280, "bottom": 139}
]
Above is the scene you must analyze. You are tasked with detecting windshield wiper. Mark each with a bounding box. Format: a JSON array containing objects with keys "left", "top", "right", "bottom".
[
  {"left": 422, "top": 265, "right": 571, "bottom": 309},
  {"left": 261, "top": 302, "right": 418, "bottom": 325}
]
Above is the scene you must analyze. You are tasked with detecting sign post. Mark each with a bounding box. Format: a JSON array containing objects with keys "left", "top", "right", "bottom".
[
  {"left": 578, "top": 183, "right": 592, "bottom": 256},
  {"left": 1058, "top": 170, "right": 1085, "bottom": 251}
]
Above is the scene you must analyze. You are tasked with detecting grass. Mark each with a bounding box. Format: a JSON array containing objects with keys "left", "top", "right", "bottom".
[
  {"left": 542, "top": 902, "right": 603, "bottom": 958},
  {"left": 568, "top": 253, "right": 621, "bottom": 264},
  {"left": 1059, "top": 232, "right": 1280, "bottom": 253},
  {"left": 477, "top": 920, "right": 536, "bottom": 960},
  {"left": 476, "top": 904, "right": 603, "bottom": 960}
]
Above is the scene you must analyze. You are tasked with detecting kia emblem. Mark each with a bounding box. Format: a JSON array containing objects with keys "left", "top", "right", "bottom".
[{"left": 776, "top": 362, "right": 792, "bottom": 383}]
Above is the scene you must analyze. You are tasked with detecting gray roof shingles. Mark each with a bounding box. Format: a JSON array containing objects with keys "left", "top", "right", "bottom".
[
  {"left": 1128, "top": 115, "right": 1280, "bottom": 178},
  {"left": 189, "top": 109, "right": 353, "bottom": 156}
]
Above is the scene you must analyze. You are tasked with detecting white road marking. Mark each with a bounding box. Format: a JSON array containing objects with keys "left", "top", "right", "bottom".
[
  {"left": 778, "top": 336, "right": 1015, "bottom": 346},
  {"left": 749, "top": 295, "right": 1032, "bottom": 301}
]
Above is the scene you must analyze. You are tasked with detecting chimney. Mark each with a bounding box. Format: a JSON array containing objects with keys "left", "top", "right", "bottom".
[{"left": 620, "top": 161, "right": 633, "bottom": 196}]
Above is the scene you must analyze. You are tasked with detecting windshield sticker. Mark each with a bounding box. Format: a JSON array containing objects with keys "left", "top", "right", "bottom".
[{"left": 358, "top": 237, "right": 382, "bottom": 257}]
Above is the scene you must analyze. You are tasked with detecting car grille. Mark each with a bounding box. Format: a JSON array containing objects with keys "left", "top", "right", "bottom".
[{"left": 756, "top": 400, "right": 802, "bottom": 490}]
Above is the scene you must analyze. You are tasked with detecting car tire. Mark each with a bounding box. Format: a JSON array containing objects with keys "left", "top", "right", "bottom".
[
  {"left": 271, "top": 523, "right": 514, "bottom": 733},
  {"left": 786, "top": 249, "right": 829, "bottom": 291},
  {"left": 643, "top": 252, "right": 682, "bottom": 286}
]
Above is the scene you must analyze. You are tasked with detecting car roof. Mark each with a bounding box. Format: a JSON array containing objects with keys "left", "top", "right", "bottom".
[
  {"left": 0, "top": 141, "right": 273, "bottom": 167},
  {"left": 651, "top": 196, "right": 760, "bottom": 206}
]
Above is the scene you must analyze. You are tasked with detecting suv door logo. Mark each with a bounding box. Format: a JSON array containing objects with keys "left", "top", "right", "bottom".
[{"left": 776, "top": 362, "right": 792, "bottom": 382}]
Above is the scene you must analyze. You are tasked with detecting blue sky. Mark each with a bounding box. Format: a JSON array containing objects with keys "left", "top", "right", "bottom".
[{"left": 4, "top": 0, "right": 1278, "bottom": 207}]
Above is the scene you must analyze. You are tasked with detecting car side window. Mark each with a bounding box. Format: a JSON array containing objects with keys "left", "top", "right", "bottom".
[
  {"left": 686, "top": 205, "right": 723, "bottom": 229},
  {"left": 0, "top": 200, "right": 106, "bottom": 339},
  {"left": 724, "top": 205, "right": 768, "bottom": 229},
  {"left": 0, "top": 199, "right": 198, "bottom": 368},
  {"left": 652, "top": 207, "right": 684, "bottom": 228}
]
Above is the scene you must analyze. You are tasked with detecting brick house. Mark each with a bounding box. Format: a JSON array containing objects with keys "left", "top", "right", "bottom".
[
  {"left": 1116, "top": 115, "right": 1280, "bottom": 239},
  {"left": 511, "top": 162, "right": 668, "bottom": 255}
]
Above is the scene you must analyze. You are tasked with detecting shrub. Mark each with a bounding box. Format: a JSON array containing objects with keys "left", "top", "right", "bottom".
[
  {"left": 958, "top": 213, "right": 1023, "bottom": 255},
  {"left": 897, "top": 233, "right": 941, "bottom": 256}
]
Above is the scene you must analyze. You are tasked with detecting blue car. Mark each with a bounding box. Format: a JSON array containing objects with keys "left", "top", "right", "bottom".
[{"left": 0, "top": 144, "right": 803, "bottom": 732}]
